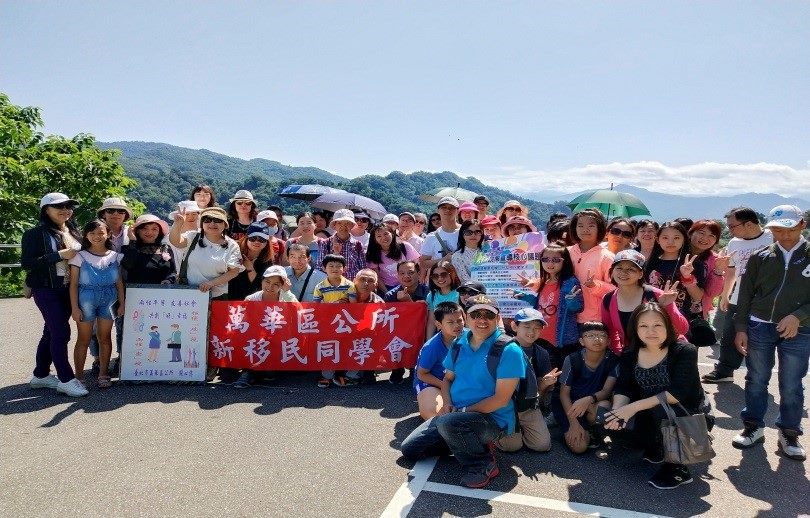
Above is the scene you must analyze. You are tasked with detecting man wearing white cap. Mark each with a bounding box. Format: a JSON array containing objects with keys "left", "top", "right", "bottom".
[
  {"left": 317, "top": 209, "right": 366, "bottom": 280},
  {"left": 419, "top": 197, "right": 461, "bottom": 282},
  {"left": 732, "top": 205, "right": 809, "bottom": 461}
]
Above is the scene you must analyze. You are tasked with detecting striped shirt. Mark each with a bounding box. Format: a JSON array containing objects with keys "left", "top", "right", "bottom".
[{"left": 312, "top": 277, "right": 357, "bottom": 303}]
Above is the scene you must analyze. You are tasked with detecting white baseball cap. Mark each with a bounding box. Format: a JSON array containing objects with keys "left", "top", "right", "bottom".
[
  {"left": 765, "top": 205, "right": 805, "bottom": 229},
  {"left": 263, "top": 265, "right": 289, "bottom": 280},
  {"left": 437, "top": 196, "right": 459, "bottom": 209},
  {"left": 382, "top": 213, "right": 399, "bottom": 224},
  {"left": 256, "top": 210, "right": 280, "bottom": 223},
  {"left": 40, "top": 192, "right": 79, "bottom": 208}
]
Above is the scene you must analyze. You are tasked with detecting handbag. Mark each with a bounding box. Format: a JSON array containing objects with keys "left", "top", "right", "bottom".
[
  {"left": 687, "top": 316, "right": 717, "bottom": 347},
  {"left": 657, "top": 393, "right": 716, "bottom": 465},
  {"left": 177, "top": 233, "right": 201, "bottom": 285}
]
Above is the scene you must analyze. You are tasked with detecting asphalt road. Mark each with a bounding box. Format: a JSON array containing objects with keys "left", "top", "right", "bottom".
[{"left": 1, "top": 298, "right": 808, "bottom": 517}]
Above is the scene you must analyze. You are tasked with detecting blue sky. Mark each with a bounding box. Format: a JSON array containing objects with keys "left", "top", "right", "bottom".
[{"left": 2, "top": 1, "right": 808, "bottom": 198}]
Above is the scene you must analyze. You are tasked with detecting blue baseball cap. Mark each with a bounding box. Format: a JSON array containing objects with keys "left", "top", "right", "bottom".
[{"left": 513, "top": 307, "right": 547, "bottom": 326}]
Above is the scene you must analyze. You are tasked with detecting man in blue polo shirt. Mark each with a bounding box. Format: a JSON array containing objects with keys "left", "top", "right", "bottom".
[{"left": 400, "top": 295, "right": 525, "bottom": 488}]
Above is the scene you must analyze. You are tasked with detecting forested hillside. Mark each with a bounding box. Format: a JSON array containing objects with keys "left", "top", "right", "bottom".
[{"left": 101, "top": 141, "right": 568, "bottom": 226}]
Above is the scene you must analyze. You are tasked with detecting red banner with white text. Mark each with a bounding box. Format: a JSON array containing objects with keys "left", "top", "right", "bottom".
[{"left": 208, "top": 301, "right": 427, "bottom": 370}]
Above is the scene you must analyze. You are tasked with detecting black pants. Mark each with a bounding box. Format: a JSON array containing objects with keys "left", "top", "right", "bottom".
[{"left": 715, "top": 305, "right": 744, "bottom": 375}]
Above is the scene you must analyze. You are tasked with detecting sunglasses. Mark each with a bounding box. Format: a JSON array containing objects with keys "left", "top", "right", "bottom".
[
  {"left": 504, "top": 207, "right": 521, "bottom": 212},
  {"left": 540, "top": 256, "right": 563, "bottom": 264},
  {"left": 356, "top": 218, "right": 370, "bottom": 223},
  {"left": 247, "top": 236, "right": 268, "bottom": 243},
  {"left": 105, "top": 208, "right": 128, "bottom": 215},
  {"left": 469, "top": 310, "right": 497, "bottom": 320},
  {"left": 234, "top": 200, "right": 253, "bottom": 206},
  {"left": 458, "top": 289, "right": 481, "bottom": 296},
  {"left": 463, "top": 229, "right": 483, "bottom": 236},
  {"left": 415, "top": 220, "right": 426, "bottom": 225},
  {"left": 201, "top": 216, "right": 223, "bottom": 224},
  {"left": 609, "top": 227, "right": 634, "bottom": 238},
  {"left": 49, "top": 203, "right": 75, "bottom": 210},
  {"left": 431, "top": 272, "right": 450, "bottom": 279}
]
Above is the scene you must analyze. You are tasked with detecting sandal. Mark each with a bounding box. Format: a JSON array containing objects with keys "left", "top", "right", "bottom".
[{"left": 97, "top": 375, "right": 112, "bottom": 389}]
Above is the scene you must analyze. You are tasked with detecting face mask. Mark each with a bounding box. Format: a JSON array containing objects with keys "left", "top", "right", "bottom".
[{"left": 267, "top": 226, "right": 278, "bottom": 235}]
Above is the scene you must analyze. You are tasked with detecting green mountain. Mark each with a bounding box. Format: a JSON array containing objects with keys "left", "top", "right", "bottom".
[{"left": 99, "top": 141, "right": 567, "bottom": 226}]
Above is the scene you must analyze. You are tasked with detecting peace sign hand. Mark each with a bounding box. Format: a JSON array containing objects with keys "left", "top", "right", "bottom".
[
  {"left": 173, "top": 207, "right": 187, "bottom": 223},
  {"left": 658, "top": 280, "right": 680, "bottom": 306},
  {"left": 679, "top": 254, "right": 697, "bottom": 277},
  {"left": 714, "top": 250, "right": 736, "bottom": 273},
  {"left": 582, "top": 269, "right": 596, "bottom": 288}
]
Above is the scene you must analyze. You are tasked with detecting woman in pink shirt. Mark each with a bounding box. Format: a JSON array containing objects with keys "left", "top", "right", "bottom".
[
  {"left": 687, "top": 220, "right": 728, "bottom": 319},
  {"left": 566, "top": 209, "right": 615, "bottom": 323}
]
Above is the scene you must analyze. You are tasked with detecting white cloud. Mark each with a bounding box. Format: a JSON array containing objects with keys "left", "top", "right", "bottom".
[{"left": 481, "top": 161, "right": 810, "bottom": 199}]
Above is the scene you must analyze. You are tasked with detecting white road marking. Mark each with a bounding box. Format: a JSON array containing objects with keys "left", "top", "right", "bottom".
[
  {"left": 380, "top": 457, "right": 437, "bottom": 517},
  {"left": 422, "top": 481, "right": 674, "bottom": 518}
]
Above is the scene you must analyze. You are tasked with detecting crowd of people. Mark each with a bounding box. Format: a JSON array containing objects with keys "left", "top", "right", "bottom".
[{"left": 20, "top": 185, "right": 809, "bottom": 490}]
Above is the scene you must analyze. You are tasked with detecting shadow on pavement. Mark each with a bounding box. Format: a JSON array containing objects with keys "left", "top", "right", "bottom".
[
  {"left": 724, "top": 445, "right": 810, "bottom": 518},
  {"left": 0, "top": 372, "right": 417, "bottom": 427}
]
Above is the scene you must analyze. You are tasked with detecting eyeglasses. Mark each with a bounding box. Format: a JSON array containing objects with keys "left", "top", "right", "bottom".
[
  {"left": 415, "top": 220, "right": 426, "bottom": 225},
  {"left": 201, "top": 216, "right": 223, "bottom": 224},
  {"left": 235, "top": 200, "right": 252, "bottom": 206},
  {"left": 469, "top": 310, "right": 497, "bottom": 320},
  {"left": 540, "top": 257, "right": 563, "bottom": 264},
  {"left": 504, "top": 207, "right": 521, "bottom": 212},
  {"left": 582, "top": 333, "right": 607, "bottom": 341},
  {"left": 50, "top": 203, "right": 75, "bottom": 210},
  {"left": 356, "top": 218, "right": 370, "bottom": 223},
  {"left": 458, "top": 289, "right": 481, "bottom": 296},
  {"left": 247, "top": 236, "right": 268, "bottom": 243},
  {"left": 609, "top": 227, "right": 634, "bottom": 238},
  {"left": 727, "top": 221, "right": 744, "bottom": 230},
  {"left": 105, "top": 208, "right": 127, "bottom": 215},
  {"left": 463, "top": 229, "right": 483, "bottom": 236},
  {"left": 431, "top": 272, "right": 450, "bottom": 279}
]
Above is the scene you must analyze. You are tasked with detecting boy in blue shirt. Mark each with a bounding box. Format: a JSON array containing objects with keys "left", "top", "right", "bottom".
[
  {"left": 555, "top": 321, "right": 618, "bottom": 454},
  {"left": 401, "top": 295, "right": 525, "bottom": 489},
  {"left": 414, "top": 301, "right": 465, "bottom": 420}
]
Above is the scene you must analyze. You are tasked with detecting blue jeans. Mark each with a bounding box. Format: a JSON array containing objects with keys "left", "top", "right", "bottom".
[
  {"left": 401, "top": 412, "right": 504, "bottom": 471},
  {"left": 741, "top": 321, "right": 810, "bottom": 434}
]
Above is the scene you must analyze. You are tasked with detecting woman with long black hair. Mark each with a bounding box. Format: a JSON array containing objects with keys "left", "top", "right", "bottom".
[{"left": 21, "top": 193, "right": 87, "bottom": 397}]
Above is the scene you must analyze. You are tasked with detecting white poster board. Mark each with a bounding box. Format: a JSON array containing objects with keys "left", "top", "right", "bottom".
[{"left": 120, "top": 285, "right": 210, "bottom": 382}]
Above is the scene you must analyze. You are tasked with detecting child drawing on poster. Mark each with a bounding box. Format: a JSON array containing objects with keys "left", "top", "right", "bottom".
[
  {"left": 167, "top": 323, "right": 183, "bottom": 362},
  {"left": 184, "top": 347, "right": 199, "bottom": 368},
  {"left": 147, "top": 326, "right": 161, "bottom": 362}
]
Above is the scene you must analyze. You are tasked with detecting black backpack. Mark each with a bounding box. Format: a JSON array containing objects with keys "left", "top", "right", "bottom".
[{"left": 450, "top": 334, "right": 540, "bottom": 415}]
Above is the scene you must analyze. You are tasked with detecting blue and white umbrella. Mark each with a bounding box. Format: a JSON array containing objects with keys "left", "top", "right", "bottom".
[
  {"left": 311, "top": 191, "right": 387, "bottom": 220},
  {"left": 278, "top": 184, "right": 346, "bottom": 201}
]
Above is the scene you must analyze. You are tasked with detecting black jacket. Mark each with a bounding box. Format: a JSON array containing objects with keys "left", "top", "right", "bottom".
[
  {"left": 21, "top": 225, "right": 66, "bottom": 289},
  {"left": 615, "top": 341, "right": 703, "bottom": 413}
]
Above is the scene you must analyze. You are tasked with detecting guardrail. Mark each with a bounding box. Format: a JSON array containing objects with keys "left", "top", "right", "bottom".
[{"left": 0, "top": 244, "right": 21, "bottom": 268}]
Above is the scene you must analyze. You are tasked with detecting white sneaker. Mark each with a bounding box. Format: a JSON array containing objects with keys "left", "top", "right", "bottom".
[
  {"left": 732, "top": 424, "right": 765, "bottom": 449},
  {"left": 56, "top": 378, "right": 89, "bottom": 397},
  {"left": 778, "top": 431, "right": 806, "bottom": 461},
  {"left": 30, "top": 375, "right": 60, "bottom": 389}
]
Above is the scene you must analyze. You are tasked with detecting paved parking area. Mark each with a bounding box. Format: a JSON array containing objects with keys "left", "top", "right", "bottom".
[{"left": 1, "top": 298, "right": 807, "bottom": 517}]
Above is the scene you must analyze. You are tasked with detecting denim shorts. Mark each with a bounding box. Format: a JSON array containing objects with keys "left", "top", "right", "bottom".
[
  {"left": 78, "top": 286, "right": 117, "bottom": 321},
  {"left": 414, "top": 380, "right": 439, "bottom": 395}
]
